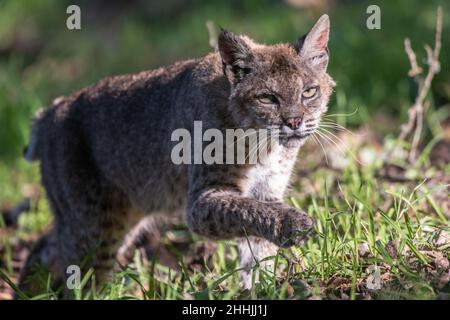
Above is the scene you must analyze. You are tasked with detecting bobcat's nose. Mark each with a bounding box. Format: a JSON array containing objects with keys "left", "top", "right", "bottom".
[{"left": 284, "top": 116, "right": 303, "bottom": 130}]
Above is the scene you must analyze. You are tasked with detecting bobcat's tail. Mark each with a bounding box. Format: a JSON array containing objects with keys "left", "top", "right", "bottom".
[
  {"left": 24, "top": 97, "right": 65, "bottom": 162},
  {"left": 23, "top": 108, "right": 47, "bottom": 162}
]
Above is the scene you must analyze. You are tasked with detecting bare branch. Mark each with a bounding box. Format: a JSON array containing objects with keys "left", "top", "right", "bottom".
[
  {"left": 404, "top": 38, "right": 422, "bottom": 77},
  {"left": 408, "top": 6, "right": 442, "bottom": 162},
  {"left": 385, "top": 6, "right": 443, "bottom": 164}
]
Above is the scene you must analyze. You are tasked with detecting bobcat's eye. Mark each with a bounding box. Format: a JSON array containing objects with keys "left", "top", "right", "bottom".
[
  {"left": 302, "top": 87, "right": 318, "bottom": 99},
  {"left": 257, "top": 94, "right": 279, "bottom": 105}
]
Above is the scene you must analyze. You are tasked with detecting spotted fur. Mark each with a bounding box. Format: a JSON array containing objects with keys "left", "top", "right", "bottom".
[{"left": 20, "top": 15, "right": 335, "bottom": 294}]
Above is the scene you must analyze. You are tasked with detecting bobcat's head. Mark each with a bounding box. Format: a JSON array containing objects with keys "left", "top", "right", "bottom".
[{"left": 219, "top": 15, "right": 335, "bottom": 148}]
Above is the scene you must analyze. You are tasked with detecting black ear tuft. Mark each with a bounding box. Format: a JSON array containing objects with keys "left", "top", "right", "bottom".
[{"left": 295, "top": 34, "right": 307, "bottom": 53}]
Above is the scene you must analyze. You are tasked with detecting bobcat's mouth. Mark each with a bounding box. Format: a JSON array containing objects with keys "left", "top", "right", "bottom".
[
  {"left": 279, "top": 131, "right": 312, "bottom": 147},
  {"left": 293, "top": 132, "right": 311, "bottom": 139},
  {"left": 279, "top": 129, "right": 313, "bottom": 140}
]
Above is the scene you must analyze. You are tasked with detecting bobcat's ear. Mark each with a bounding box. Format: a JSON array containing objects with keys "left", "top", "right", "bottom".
[
  {"left": 218, "top": 29, "right": 254, "bottom": 84},
  {"left": 297, "top": 14, "right": 330, "bottom": 73}
]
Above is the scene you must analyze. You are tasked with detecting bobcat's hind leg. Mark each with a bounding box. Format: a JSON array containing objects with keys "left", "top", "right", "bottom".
[
  {"left": 116, "top": 214, "right": 183, "bottom": 268},
  {"left": 17, "top": 230, "right": 62, "bottom": 298},
  {"left": 54, "top": 188, "right": 143, "bottom": 294}
]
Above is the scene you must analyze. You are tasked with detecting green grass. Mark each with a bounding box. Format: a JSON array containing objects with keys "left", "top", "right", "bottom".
[{"left": 1, "top": 133, "right": 449, "bottom": 300}]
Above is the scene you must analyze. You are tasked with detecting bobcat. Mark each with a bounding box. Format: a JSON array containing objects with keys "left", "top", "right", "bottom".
[{"left": 19, "top": 14, "right": 335, "bottom": 294}]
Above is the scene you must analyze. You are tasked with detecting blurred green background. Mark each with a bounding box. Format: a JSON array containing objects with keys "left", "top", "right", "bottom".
[
  {"left": 0, "top": 1, "right": 449, "bottom": 300},
  {"left": 0, "top": 0, "right": 449, "bottom": 162}
]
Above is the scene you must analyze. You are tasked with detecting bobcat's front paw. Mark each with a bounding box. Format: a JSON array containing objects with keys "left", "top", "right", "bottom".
[{"left": 276, "top": 208, "right": 314, "bottom": 247}]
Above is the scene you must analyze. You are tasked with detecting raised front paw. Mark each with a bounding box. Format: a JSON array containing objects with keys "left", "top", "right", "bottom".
[{"left": 276, "top": 207, "right": 314, "bottom": 247}]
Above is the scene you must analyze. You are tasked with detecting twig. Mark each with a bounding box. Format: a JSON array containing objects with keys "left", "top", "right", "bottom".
[
  {"left": 404, "top": 38, "right": 422, "bottom": 77},
  {"left": 408, "top": 7, "right": 442, "bottom": 162},
  {"left": 386, "top": 6, "right": 443, "bottom": 164}
]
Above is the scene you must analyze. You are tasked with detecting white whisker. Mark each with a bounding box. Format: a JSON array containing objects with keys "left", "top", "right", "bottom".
[
  {"left": 319, "top": 123, "right": 355, "bottom": 136},
  {"left": 312, "top": 133, "right": 329, "bottom": 165},
  {"left": 316, "top": 127, "right": 363, "bottom": 165},
  {"left": 323, "top": 107, "right": 359, "bottom": 119}
]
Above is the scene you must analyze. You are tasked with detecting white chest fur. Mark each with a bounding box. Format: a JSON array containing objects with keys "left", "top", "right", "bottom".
[{"left": 242, "top": 143, "right": 299, "bottom": 201}]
